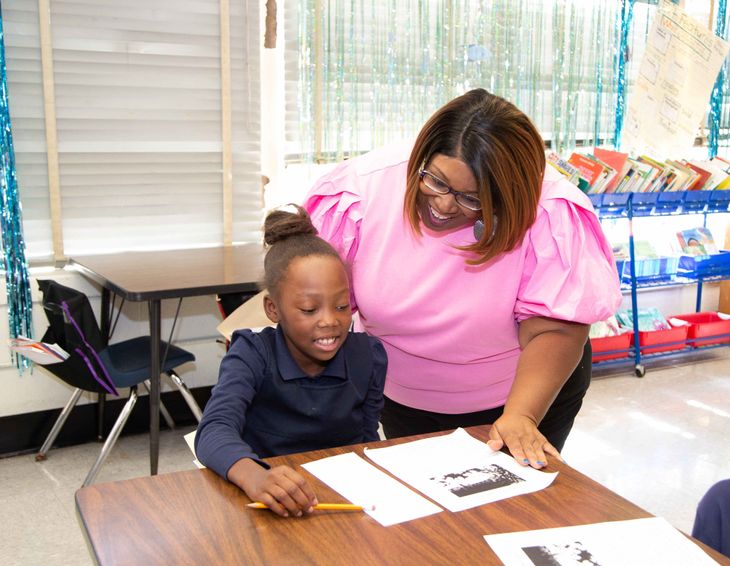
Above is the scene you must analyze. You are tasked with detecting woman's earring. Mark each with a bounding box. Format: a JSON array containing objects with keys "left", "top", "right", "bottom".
[{"left": 473, "top": 215, "right": 498, "bottom": 241}]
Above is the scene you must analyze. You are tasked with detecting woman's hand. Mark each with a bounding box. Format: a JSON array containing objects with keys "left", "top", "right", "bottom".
[
  {"left": 229, "top": 458, "right": 318, "bottom": 517},
  {"left": 487, "top": 413, "right": 562, "bottom": 469}
]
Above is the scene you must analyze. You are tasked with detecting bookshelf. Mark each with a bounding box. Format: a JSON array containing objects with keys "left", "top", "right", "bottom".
[{"left": 592, "top": 190, "right": 730, "bottom": 377}]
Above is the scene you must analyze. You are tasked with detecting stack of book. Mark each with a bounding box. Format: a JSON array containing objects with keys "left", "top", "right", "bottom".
[{"left": 547, "top": 148, "right": 730, "bottom": 194}]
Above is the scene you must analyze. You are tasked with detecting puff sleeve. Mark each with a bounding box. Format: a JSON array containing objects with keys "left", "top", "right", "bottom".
[
  {"left": 515, "top": 194, "right": 622, "bottom": 324},
  {"left": 304, "top": 164, "right": 363, "bottom": 264}
]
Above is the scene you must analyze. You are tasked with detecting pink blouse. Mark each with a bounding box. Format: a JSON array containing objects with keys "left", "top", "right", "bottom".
[{"left": 304, "top": 142, "right": 622, "bottom": 413}]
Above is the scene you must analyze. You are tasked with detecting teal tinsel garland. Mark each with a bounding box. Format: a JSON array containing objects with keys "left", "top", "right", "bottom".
[
  {"left": 709, "top": 0, "right": 728, "bottom": 159},
  {"left": 0, "top": 14, "right": 34, "bottom": 371},
  {"left": 613, "top": 0, "right": 635, "bottom": 150}
]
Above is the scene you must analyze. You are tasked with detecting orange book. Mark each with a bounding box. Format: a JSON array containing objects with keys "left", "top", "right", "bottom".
[
  {"left": 685, "top": 162, "right": 713, "bottom": 191},
  {"left": 593, "top": 148, "right": 630, "bottom": 193},
  {"left": 567, "top": 153, "right": 605, "bottom": 187}
]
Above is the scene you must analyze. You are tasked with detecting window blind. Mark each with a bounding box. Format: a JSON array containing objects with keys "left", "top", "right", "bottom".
[{"left": 3, "top": 0, "right": 262, "bottom": 262}]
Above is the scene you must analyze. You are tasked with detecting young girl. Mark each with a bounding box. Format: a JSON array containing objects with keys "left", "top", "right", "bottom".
[{"left": 195, "top": 205, "right": 387, "bottom": 517}]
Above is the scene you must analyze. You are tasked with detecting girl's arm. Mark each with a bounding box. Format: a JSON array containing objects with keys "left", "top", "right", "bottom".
[
  {"left": 487, "top": 316, "right": 589, "bottom": 468},
  {"left": 195, "top": 332, "right": 318, "bottom": 517}
]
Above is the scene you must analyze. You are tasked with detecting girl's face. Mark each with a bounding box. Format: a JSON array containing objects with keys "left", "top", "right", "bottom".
[
  {"left": 264, "top": 255, "right": 352, "bottom": 377},
  {"left": 416, "top": 154, "right": 482, "bottom": 232}
]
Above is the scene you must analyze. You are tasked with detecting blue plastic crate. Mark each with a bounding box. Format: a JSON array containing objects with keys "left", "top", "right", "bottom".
[
  {"left": 708, "top": 191, "right": 730, "bottom": 212},
  {"left": 631, "top": 192, "right": 658, "bottom": 215},
  {"left": 656, "top": 192, "right": 684, "bottom": 213},
  {"left": 678, "top": 251, "right": 730, "bottom": 278},
  {"left": 601, "top": 193, "right": 631, "bottom": 210},
  {"left": 682, "top": 190, "right": 711, "bottom": 212}
]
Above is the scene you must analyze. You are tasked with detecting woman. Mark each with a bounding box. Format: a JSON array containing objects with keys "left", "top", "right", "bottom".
[{"left": 304, "top": 89, "right": 621, "bottom": 469}]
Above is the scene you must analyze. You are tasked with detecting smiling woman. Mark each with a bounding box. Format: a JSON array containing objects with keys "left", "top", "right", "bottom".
[{"left": 304, "top": 88, "right": 622, "bottom": 470}]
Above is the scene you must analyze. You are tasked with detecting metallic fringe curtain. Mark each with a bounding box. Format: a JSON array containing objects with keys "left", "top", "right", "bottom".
[
  {"left": 295, "top": 0, "right": 623, "bottom": 162},
  {"left": 710, "top": 0, "right": 729, "bottom": 158},
  {"left": 0, "top": 14, "right": 34, "bottom": 371}
]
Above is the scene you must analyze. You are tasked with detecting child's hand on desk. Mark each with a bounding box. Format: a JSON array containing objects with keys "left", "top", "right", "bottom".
[{"left": 229, "top": 458, "right": 318, "bottom": 517}]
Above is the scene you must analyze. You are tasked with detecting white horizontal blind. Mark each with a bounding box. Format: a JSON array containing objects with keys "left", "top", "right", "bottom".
[
  {"left": 2, "top": 2, "right": 53, "bottom": 260},
  {"left": 3, "top": 0, "right": 262, "bottom": 261}
]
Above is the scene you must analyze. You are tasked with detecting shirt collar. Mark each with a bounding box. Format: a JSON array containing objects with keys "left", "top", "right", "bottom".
[{"left": 274, "top": 325, "right": 348, "bottom": 381}]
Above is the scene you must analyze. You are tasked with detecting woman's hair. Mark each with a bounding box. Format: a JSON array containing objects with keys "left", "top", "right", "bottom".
[
  {"left": 404, "top": 88, "right": 545, "bottom": 265},
  {"left": 263, "top": 204, "right": 344, "bottom": 292}
]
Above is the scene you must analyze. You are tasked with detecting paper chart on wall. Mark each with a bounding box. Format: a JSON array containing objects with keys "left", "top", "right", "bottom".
[
  {"left": 483, "top": 517, "right": 719, "bottom": 566},
  {"left": 301, "top": 452, "right": 442, "bottom": 526},
  {"left": 363, "top": 428, "right": 557, "bottom": 513},
  {"left": 622, "top": 0, "right": 730, "bottom": 157}
]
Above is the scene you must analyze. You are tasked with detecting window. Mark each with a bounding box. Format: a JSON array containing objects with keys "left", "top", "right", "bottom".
[
  {"left": 3, "top": 0, "right": 262, "bottom": 262},
  {"left": 284, "top": 0, "right": 714, "bottom": 163}
]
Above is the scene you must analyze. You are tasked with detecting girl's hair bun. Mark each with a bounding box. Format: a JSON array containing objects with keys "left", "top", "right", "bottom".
[{"left": 263, "top": 204, "right": 318, "bottom": 246}]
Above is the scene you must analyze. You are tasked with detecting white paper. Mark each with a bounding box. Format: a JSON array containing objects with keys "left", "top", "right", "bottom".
[
  {"left": 7, "top": 336, "right": 69, "bottom": 365},
  {"left": 183, "top": 430, "right": 205, "bottom": 469},
  {"left": 484, "top": 517, "right": 719, "bottom": 566},
  {"left": 622, "top": 1, "right": 730, "bottom": 157},
  {"left": 302, "top": 452, "right": 442, "bottom": 526},
  {"left": 363, "top": 428, "right": 557, "bottom": 512}
]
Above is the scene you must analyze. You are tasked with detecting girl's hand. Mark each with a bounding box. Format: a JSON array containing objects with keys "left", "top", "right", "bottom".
[
  {"left": 487, "top": 413, "right": 562, "bottom": 469},
  {"left": 230, "top": 459, "right": 318, "bottom": 517}
]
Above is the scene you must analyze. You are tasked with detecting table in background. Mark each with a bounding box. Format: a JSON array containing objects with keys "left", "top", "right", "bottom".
[
  {"left": 70, "top": 244, "right": 263, "bottom": 475},
  {"left": 75, "top": 426, "right": 728, "bottom": 565}
]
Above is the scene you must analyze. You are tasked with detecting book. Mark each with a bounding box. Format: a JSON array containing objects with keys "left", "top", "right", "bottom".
[
  {"left": 546, "top": 151, "right": 581, "bottom": 186},
  {"left": 593, "top": 147, "right": 630, "bottom": 193},
  {"left": 8, "top": 336, "right": 69, "bottom": 365},
  {"left": 676, "top": 227, "right": 718, "bottom": 256},
  {"left": 567, "top": 152, "right": 606, "bottom": 188},
  {"left": 689, "top": 159, "right": 730, "bottom": 190},
  {"left": 683, "top": 161, "right": 712, "bottom": 191},
  {"left": 583, "top": 154, "right": 618, "bottom": 194}
]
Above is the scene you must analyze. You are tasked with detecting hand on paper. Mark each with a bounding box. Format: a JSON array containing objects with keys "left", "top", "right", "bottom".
[
  {"left": 229, "top": 459, "right": 318, "bottom": 517},
  {"left": 487, "top": 413, "right": 561, "bottom": 469}
]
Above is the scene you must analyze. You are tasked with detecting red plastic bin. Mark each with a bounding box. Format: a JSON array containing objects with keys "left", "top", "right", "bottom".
[
  {"left": 635, "top": 325, "right": 689, "bottom": 354},
  {"left": 671, "top": 312, "right": 730, "bottom": 347},
  {"left": 591, "top": 333, "right": 632, "bottom": 362}
]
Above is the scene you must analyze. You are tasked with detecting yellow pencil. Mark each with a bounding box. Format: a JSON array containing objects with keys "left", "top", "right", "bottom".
[{"left": 247, "top": 502, "right": 374, "bottom": 511}]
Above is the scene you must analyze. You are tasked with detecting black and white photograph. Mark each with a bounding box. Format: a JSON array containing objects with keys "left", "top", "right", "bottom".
[
  {"left": 432, "top": 464, "right": 525, "bottom": 497},
  {"left": 521, "top": 541, "right": 603, "bottom": 566}
]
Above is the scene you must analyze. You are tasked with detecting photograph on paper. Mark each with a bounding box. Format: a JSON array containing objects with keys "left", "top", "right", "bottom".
[{"left": 364, "top": 428, "right": 557, "bottom": 512}]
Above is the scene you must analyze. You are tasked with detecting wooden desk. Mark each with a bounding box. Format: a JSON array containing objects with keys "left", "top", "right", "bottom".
[
  {"left": 70, "top": 244, "right": 263, "bottom": 475},
  {"left": 75, "top": 426, "right": 729, "bottom": 565}
]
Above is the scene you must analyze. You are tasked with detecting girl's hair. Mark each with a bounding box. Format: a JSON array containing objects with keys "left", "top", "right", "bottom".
[
  {"left": 263, "top": 204, "right": 344, "bottom": 292},
  {"left": 404, "top": 88, "right": 545, "bottom": 265}
]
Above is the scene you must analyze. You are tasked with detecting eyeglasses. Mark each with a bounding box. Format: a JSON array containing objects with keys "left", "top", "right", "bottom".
[{"left": 418, "top": 169, "right": 482, "bottom": 212}]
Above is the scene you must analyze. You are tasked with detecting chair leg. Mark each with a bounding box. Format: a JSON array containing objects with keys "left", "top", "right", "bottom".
[
  {"left": 83, "top": 387, "right": 138, "bottom": 487},
  {"left": 166, "top": 370, "right": 203, "bottom": 423},
  {"left": 36, "top": 388, "right": 84, "bottom": 461},
  {"left": 142, "top": 380, "right": 176, "bottom": 430}
]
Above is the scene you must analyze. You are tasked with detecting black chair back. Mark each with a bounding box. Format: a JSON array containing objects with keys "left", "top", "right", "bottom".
[{"left": 38, "top": 280, "right": 117, "bottom": 395}]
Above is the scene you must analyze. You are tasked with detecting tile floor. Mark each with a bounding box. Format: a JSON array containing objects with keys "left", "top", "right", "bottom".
[{"left": 1, "top": 351, "right": 729, "bottom": 565}]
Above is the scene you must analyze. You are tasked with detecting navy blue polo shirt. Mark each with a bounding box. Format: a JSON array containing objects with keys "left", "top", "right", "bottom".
[{"left": 195, "top": 326, "right": 387, "bottom": 479}]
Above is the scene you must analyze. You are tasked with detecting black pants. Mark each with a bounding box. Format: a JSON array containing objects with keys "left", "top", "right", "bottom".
[{"left": 380, "top": 340, "right": 592, "bottom": 452}]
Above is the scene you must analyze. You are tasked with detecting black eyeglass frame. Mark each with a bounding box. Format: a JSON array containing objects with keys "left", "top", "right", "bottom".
[{"left": 418, "top": 169, "right": 483, "bottom": 212}]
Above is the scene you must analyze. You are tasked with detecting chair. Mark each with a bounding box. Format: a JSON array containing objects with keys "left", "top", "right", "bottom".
[
  {"left": 215, "top": 290, "right": 260, "bottom": 349},
  {"left": 35, "top": 279, "right": 202, "bottom": 486}
]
